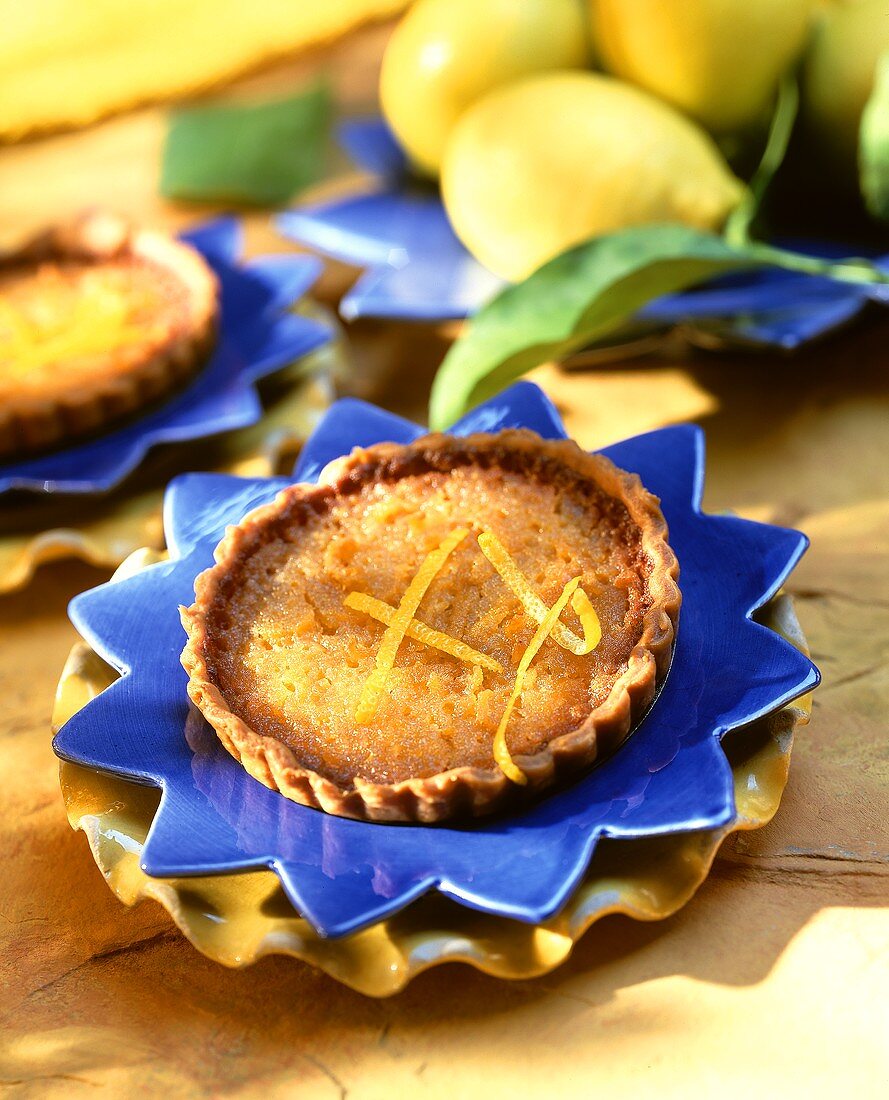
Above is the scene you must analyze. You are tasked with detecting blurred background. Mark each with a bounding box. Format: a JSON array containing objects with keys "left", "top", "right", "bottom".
[{"left": 3, "top": 0, "right": 889, "bottom": 425}]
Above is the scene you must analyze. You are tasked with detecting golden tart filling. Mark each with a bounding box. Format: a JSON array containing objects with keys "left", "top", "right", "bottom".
[
  {"left": 0, "top": 211, "right": 218, "bottom": 459},
  {"left": 1, "top": 261, "right": 186, "bottom": 381},
  {"left": 181, "top": 430, "right": 681, "bottom": 823}
]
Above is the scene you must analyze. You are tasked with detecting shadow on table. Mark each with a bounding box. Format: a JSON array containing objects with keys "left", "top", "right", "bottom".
[{"left": 4, "top": 793, "right": 886, "bottom": 1097}]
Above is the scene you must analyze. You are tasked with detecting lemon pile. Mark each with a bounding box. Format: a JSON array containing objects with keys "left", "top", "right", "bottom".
[{"left": 380, "top": 0, "right": 889, "bottom": 282}]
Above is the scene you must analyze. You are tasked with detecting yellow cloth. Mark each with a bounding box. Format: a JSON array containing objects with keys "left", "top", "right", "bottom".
[{"left": 0, "top": 0, "right": 409, "bottom": 141}]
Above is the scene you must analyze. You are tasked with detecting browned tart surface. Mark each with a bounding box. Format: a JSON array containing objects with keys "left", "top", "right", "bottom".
[
  {"left": 0, "top": 211, "right": 218, "bottom": 458},
  {"left": 182, "top": 431, "right": 680, "bottom": 822}
]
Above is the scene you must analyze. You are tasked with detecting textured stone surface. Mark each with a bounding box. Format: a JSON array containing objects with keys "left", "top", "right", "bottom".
[{"left": 1, "top": 20, "right": 888, "bottom": 1099}]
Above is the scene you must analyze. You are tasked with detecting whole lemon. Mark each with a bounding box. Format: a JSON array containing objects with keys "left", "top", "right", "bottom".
[
  {"left": 441, "top": 71, "right": 746, "bottom": 281},
  {"left": 803, "top": 0, "right": 889, "bottom": 170},
  {"left": 380, "top": 0, "right": 590, "bottom": 177},
  {"left": 591, "top": 0, "right": 817, "bottom": 133}
]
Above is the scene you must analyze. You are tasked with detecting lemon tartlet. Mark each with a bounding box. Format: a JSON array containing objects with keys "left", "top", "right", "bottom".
[
  {"left": 181, "top": 430, "right": 680, "bottom": 823},
  {"left": 0, "top": 211, "right": 218, "bottom": 459}
]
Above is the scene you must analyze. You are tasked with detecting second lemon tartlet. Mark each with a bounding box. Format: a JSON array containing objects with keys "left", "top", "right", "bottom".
[{"left": 0, "top": 211, "right": 218, "bottom": 459}]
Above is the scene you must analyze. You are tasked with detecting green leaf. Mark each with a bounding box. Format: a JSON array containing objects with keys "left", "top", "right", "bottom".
[
  {"left": 860, "top": 52, "right": 889, "bottom": 221},
  {"left": 428, "top": 223, "right": 889, "bottom": 431},
  {"left": 429, "top": 225, "right": 753, "bottom": 429},
  {"left": 725, "top": 77, "right": 798, "bottom": 247},
  {"left": 160, "top": 82, "right": 331, "bottom": 207}
]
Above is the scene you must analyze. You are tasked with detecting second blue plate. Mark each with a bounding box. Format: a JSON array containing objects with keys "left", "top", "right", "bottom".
[{"left": 277, "top": 118, "right": 888, "bottom": 348}]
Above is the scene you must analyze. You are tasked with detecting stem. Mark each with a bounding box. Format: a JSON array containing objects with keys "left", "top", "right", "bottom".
[
  {"left": 746, "top": 241, "right": 889, "bottom": 286},
  {"left": 723, "top": 76, "right": 889, "bottom": 287},
  {"left": 725, "top": 77, "right": 799, "bottom": 249}
]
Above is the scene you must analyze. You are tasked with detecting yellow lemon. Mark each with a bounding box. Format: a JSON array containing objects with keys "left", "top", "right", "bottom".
[
  {"left": 441, "top": 71, "right": 746, "bottom": 282},
  {"left": 591, "top": 0, "right": 817, "bottom": 133},
  {"left": 380, "top": 0, "right": 590, "bottom": 177},
  {"left": 803, "top": 0, "right": 889, "bottom": 170}
]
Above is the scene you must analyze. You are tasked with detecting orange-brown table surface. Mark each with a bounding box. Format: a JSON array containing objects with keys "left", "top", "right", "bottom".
[{"left": 1, "top": 20, "right": 887, "bottom": 1099}]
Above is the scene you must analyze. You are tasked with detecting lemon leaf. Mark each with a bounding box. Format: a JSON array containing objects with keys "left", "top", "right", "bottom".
[
  {"left": 428, "top": 221, "right": 889, "bottom": 430},
  {"left": 160, "top": 83, "right": 331, "bottom": 207},
  {"left": 860, "top": 52, "right": 889, "bottom": 221},
  {"left": 429, "top": 224, "right": 755, "bottom": 430}
]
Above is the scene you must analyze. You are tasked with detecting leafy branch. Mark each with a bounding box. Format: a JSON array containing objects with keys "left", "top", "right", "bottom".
[{"left": 429, "top": 80, "right": 889, "bottom": 430}]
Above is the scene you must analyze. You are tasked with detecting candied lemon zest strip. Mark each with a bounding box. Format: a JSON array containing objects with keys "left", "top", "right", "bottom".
[
  {"left": 353, "top": 526, "right": 470, "bottom": 724},
  {"left": 345, "top": 591, "right": 502, "bottom": 674},
  {"left": 569, "top": 586, "right": 602, "bottom": 654},
  {"left": 494, "top": 576, "right": 581, "bottom": 785},
  {"left": 477, "top": 529, "right": 601, "bottom": 656}
]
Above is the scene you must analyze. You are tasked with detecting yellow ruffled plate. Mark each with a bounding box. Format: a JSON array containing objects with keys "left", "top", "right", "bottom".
[
  {"left": 0, "top": 345, "right": 336, "bottom": 594},
  {"left": 53, "top": 544, "right": 811, "bottom": 997}
]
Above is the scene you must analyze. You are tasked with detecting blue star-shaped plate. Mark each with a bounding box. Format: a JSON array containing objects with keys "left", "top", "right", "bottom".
[
  {"left": 53, "top": 382, "right": 819, "bottom": 939},
  {"left": 276, "top": 117, "right": 888, "bottom": 347},
  {"left": 0, "top": 218, "right": 331, "bottom": 497}
]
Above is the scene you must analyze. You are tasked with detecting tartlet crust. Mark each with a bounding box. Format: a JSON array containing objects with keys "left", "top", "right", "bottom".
[
  {"left": 0, "top": 210, "right": 218, "bottom": 459},
  {"left": 181, "top": 430, "right": 681, "bottom": 823}
]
